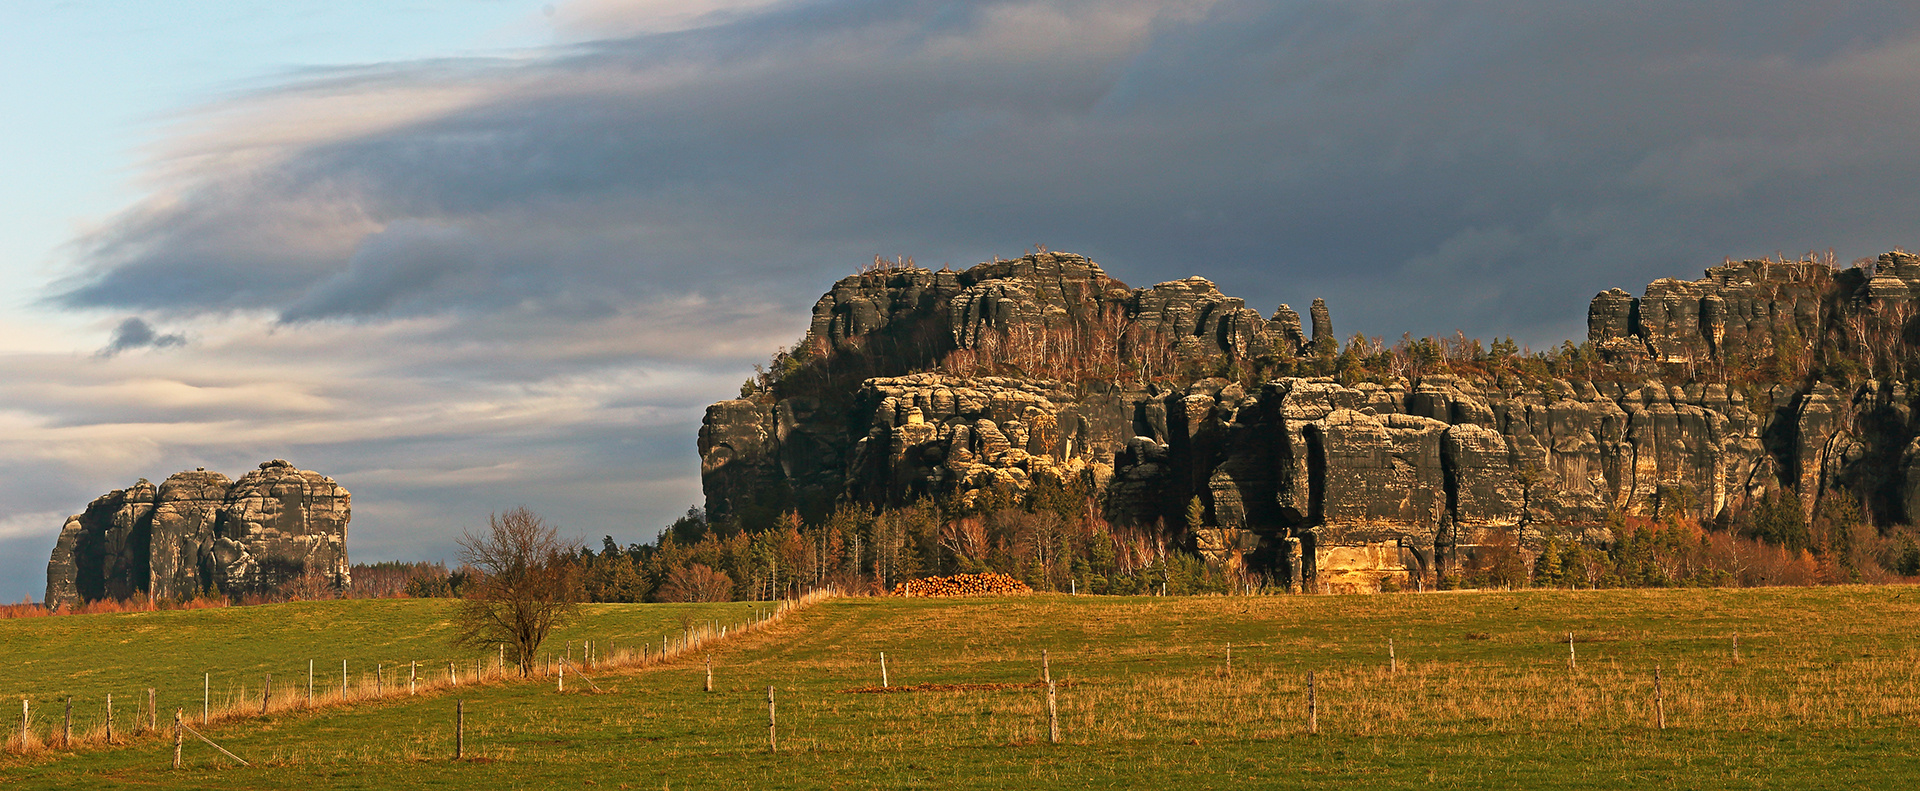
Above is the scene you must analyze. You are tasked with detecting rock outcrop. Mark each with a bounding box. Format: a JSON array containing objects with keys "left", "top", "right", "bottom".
[
  {"left": 703, "top": 250, "right": 1920, "bottom": 592},
  {"left": 45, "top": 460, "right": 350, "bottom": 608}
]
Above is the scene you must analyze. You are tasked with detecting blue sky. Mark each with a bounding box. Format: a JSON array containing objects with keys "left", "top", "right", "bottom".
[{"left": 4, "top": 1, "right": 1920, "bottom": 603}]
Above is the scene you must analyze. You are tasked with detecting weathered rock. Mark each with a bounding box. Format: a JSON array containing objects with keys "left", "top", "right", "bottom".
[
  {"left": 44, "top": 461, "right": 350, "bottom": 608},
  {"left": 1309, "top": 298, "right": 1333, "bottom": 346},
  {"left": 706, "top": 248, "right": 1920, "bottom": 593}
]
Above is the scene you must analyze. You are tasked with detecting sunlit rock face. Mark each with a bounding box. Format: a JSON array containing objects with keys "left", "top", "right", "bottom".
[
  {"left": 45, "top": 460, "right": 349, "bottom": 608},
  {"left": 702, "top": 250, "right": 1920, "bottom": 592}
]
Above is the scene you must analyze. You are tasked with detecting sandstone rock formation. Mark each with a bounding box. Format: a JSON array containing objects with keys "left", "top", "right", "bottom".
[
  {"left": 703, "top": 250, "right": 1920, "bottom": 593},
  {"left": 46, "top": 460, "right": 350, "bottom": 608}
]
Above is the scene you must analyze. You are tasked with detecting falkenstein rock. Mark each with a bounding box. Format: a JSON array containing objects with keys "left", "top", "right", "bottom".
[
  {"left": 702, "top": 250, "right": 1920, "bottom": 592},
  {"left": 45, "top": 460, "right": 350, "bottom": 607}
]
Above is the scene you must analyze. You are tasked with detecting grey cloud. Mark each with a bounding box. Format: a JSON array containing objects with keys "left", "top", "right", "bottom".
[
  {"left": 54, "top": 0, "right": 1920, "bottom": 347},
  {"left": 18, "top": 0, "right": 1920, "bottom": 603},
  {"left": 99, "top": 317, "right": 187, "bottom": 356}
]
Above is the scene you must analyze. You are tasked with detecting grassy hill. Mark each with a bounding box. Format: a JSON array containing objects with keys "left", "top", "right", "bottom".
[{"left": 6, "top": 586, "right": 1920, "bottom": 789}]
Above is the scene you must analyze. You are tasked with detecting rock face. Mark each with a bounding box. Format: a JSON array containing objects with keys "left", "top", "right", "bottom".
[
  {"left": 45, "top": 460, "right": 350, "bottom": 608},
  {"left": 703, "top": 250, "right": 1920, "bottom": 592}
]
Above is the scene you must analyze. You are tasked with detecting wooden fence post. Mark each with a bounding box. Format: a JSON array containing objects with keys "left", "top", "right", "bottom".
[
  {"left": 1307, "top": 671, "right": 1318, "bottom": 735},
  {"left": 881, "top": 652, "right": 889, "bottom": 688},
  {"left": 172, "top": 709, "right": 183, "bottom": 769},
  {"left": 411, "top": 661, "right": 417, "bottom": 696},
  {"left": 456, "top": 700, "right": 464, "bottom": 760},
  {"left": 377, "top": 664, "right": 383, "bottom": 696},
  {"left": 1389, "top": 639, "right": 1396, "bottom": 673},
  {"left": 64, "top": 697, "right": 71, "bottom": 747},
  {"left": 202, "top": 674, "right": 208, "bottom": 724},
  {"left": 1226, "top": 643, "right": 1233, "bottom": 678},
  {"left": 19, "top": 698, "right": 26, "bottom": 743},
  {"left": 148, "top": 688, "right": 155, "bottom": 732},
  {"left": 499, "top": 645, "right": 505, "bottom": 677},
  {"left": 705, "top": 655, "right": 713, "bottom": 693},
  {"left": 1655, "top": 666, "right": 1666, "bottom": 730},
  {"left": 1568, "top": 632, "right": 1576, "bottom": 671},
  {"left": 767, "top": 686, "right": 778, "bottom": 752},
  {"left": 106, "top": 693, "right": 112, "bottom": 744},
  {"left": 558, "top": 659, "right": 565, "bottom": 693},
  {"left": 1046, "top": 679, "right": 1060, "bottom": 744},
  {"left": 261, "top": 674, "right": 271, "bottom": 715},
  {"left": 342, "top": 660, "right": 349, "bottom": 700},
  {"left": 1733, "top": 632, "right": 1740, "bottom": 661},
  {"left": 1043, "top": 649, "right": 1052, "bottom": 684}
]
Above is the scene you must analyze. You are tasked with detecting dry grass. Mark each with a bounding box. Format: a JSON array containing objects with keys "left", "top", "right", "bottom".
[
  {"left": 1, "top": 589, "right": 832, "bottom": 758},
  {"left": 12, "top": 587, "right": 1920, "bottom": 789}
]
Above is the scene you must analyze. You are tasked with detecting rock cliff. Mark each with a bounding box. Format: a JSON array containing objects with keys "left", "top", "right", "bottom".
[
  {"left": 45, "top": 460, "right": 350, "bottom": 607},
  {"left": 703, "top": 250, "right": 1920, "bottom": 592}
]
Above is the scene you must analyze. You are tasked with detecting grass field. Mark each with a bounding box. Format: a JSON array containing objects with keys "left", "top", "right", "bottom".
[{"left": 6, "top": 586, "right": 1920, "bottom": 789}]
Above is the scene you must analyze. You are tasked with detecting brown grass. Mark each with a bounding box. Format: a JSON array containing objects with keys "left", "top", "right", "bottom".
[
  {"left": 0, "top": 595, "right": 228, "bottom": 619},
  {"left": 1, "top": 588, "right": 836, "bottom": 757}
]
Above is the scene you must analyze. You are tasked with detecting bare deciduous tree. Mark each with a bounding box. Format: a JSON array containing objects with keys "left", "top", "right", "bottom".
[
  {"left": 452, "top": 507, "right": 581, "bottom": 675},
  {"left": 657, "top": 563, "right": 733, "bottom": 603}
]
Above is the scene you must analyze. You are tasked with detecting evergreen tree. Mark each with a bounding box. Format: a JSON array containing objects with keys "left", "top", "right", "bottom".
[{"left": 1531, "top": 538, "right": 1563, "bottom": 587}]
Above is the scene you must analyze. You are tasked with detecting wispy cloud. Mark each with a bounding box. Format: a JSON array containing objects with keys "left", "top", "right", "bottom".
[{"left": 10, "top": 0, "right": 1920, "bottom": 601}]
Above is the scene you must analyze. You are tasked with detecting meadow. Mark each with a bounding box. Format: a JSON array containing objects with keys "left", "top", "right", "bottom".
[{"left": 5, "top": 586, "right": 1920, "bottom": 789}]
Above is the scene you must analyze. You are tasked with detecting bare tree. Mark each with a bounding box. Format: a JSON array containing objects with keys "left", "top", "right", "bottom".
[
  {"left": 452, "top": 507, "right": 581, "bottom": 676},
  {"left": 657, "top": 563, "right": 733, "bottom": 603}
]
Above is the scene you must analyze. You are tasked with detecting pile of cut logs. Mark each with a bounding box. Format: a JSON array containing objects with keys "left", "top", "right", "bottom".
[{"left": 894, "top": 572, "right": 1033, "bottom": 597}]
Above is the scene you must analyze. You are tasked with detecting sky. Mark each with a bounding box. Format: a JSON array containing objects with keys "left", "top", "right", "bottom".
[{"left": 3, "top": 1, "right": 1919, "bottom": 603}]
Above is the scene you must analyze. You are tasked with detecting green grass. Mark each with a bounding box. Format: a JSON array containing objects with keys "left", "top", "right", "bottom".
[
  {"left": 1, "top": 598, "right": 772, "bottom": 720},
  {"left": 7, "top": 586, "right": 1920, "bottom": 789}
]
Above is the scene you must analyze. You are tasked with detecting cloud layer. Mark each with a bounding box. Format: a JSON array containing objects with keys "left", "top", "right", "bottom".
[{"left": 9, "top": 0, "right": 1920, "bottom": 600}]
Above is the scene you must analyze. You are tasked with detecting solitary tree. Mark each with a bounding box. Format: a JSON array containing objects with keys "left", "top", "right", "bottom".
[{"left": 452, "top": 507, "right": 582, "bottom": 675}]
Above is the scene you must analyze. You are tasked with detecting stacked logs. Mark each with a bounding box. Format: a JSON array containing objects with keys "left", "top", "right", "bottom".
[{"left": 894, "top": 573, "right": 1033, "bottom": 597}]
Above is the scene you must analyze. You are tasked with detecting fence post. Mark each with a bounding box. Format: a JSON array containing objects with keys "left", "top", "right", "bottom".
[
  {"left": 881, "top": 652, "right": 889, "bottom": 688},
  {"left": 64, "top": 697, "right": 71, "bottom": 747},
  {"left": 148, "top": 688, "right": 155, "bottom": 732},
  {"left": 1307, "top": 671, "right": 1318, "bottom": 735},
  {"left": 558, "top": 659, "right": 565, "bottom": 693},
  {"left": 261, "top": 674, "right": 271, "bottom": 715},
  {"left": 411, "top": 661, "right": 417, "bottom": 696},
  {"left": 1226, "top": 643, "right": 1233, "bottom": 678},
  {"left": 705, "top": 655, "right": 713, "bottom": 693},
  {"left": 456, "top": 700, "right": 464, "bottom": 760},
  {"left": 1046, "top": 679, "right": 1060, "bottom": 744},
  {"left": 202, "top": 674, "right": 208, "bottom": 724},
  {"left": 19, "top": 698, "right": 26, "bottom": 743},
  {"left": 1733, "top": 632, "right": 1740, "bottom": 661},
  {"left": 1655, "top": 666, "right": 1666, "bottom": 730},
  {"left": 172, "top": 709, "right": 183, "bottom": 769},
  {"left": 1568, "top": 632, "right": 1576, "bottom": 671},
  {"left": 377, "top": 664, "right": 383, "bottom": 696},
  {"left": 767, "top": 686, "right": 778, "bottom": 752},
  {"left": 342, "top": 660, "right": 349, "bottom": 700},
  {"left": 1389, "top": 639, "right": 1396, "bottom": 673},
  {"left": 106, "top": 693, "right": 113, "bottom": 744},
  {"left": 308, "top": 660, "right": 314, "bottom": 705}
]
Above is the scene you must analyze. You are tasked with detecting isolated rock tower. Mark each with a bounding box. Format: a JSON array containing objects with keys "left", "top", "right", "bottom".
[{"left": 45, "top": 460, "right": 350, "bottom": 607}]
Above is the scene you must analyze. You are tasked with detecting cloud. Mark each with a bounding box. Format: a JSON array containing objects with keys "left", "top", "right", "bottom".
[
  {"left": 99, "top": 317, "right": 187, "bottom": 356},
  {"left": 49, "top": 0, "right": 1920, "bottom": 347},
  {"left": 16, "top": 0, "right": 1920, "bottom": 601}
]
